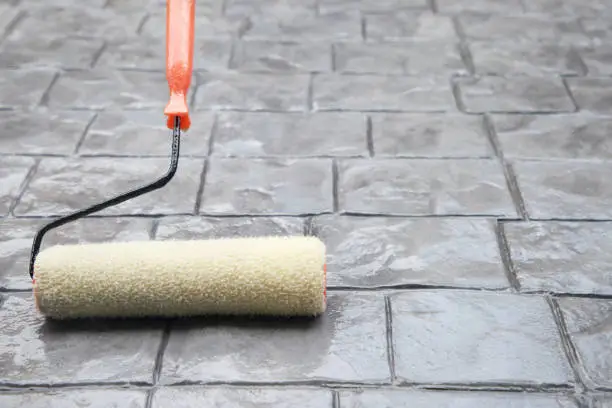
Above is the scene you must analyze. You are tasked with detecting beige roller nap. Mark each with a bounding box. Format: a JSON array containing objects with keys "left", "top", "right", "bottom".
[{"left": 33, "top": 235, "right": 327, "bottom": 319}]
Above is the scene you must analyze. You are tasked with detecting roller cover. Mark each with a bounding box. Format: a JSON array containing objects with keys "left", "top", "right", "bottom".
[{"left": 33, "top": 236, "right": 326, "bottom": 319}]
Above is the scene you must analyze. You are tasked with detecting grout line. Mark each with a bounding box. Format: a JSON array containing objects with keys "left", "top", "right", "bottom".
[
  {"left": 307, "top": 73, "right": 315, "bottom": 112},
  {"left": 327, "top": 285, "right": 510, "bottom": 293},
  {"left": 495, "top": 221, "right": 521, "bottom": 292},
  {"left": 548, "top": 292, "right": 612, "bottom": 300},
  {"left": 145, "top": 387, "right": 157, "bottom": 408},
  {"left": 0, "top": 288, "right": 32, "bottom": 294},
  {"left": 7, "top": 213, "right": 521, "bottom": 220},
  {"left": 569, "top": 46, "right": 589, "bottom": 77},
  {"left": 451, "top": 15, "right": 466, "bottom": 42},
  {"left": 428, "top": 0, "right": 438, "bottom": 13},
  {"left": 450, "top": 78, "right": 466, "bottom": 112},
  {"left": 303, "top": 215, "right": 315, "bottom": 236},
  {"left": 189, "top": 74, "right": 200, "bottom": 110},
  {"left": 149, "top": 218, "right": 161, "bottom": 240},
  {"left": 482, "top": 114, "right": 529, "bottom": 220},
  {"left": 332, "top": 159, "right": 339, "bottom": 213},
  {"left": 151, "top": 321, "right": 173, "bottom": 385},
  {"left": 330, "top": 43, "right": 337, "bottom": 72},
  {"left": 6, "top": 286, "right": 612, "bottom": 297},
  {"left": 384, "top": 295, "right": 397, "bottom": 384},
  {"left": 482, "top": 114, "right": 501, "bottom": 158},
  {"left": 193, "top": 115, "right": 217, "bottom": 214},
  {"left": 561, "top": 76, "right": 580, "bottom": 113},
  {"left": 206, "top": 113, "right": 218, "bottom": 157},
  {"left": 0, "top": 9, "right": 25, "bottom": 45},
  {"left": 193, "top": 158, "right": 209, "bottom": 215},
  {"left": 366, "top": 116, "right": 374, "bottom": 157},
  {"left": 547, "top": 297, "right": 588, "bottom": 393},
  {"left": 8, "top": 159, "right": 40, "bottom": 217},
  {"left": 0, "top": 380, "right": 581, "bottom": 393},
  {"left": 37, "top": 71, "right": 61, "bottom": 108},
  {"left": 12, "top": 212, "right": 612, "bottom": 223},
  {"left": 89, "top": 41, "right": 108, "bottom": 69},
  {"left": 227, "top": 38, "right": 238, "bottom": 70},
  {"left": 136, "top": 13, "right": 150, "bottom": 35},
  {"left": 457, "top": 41, "right": 476, "bottom": 75},
  {"left": 332, "top": 389, "right": 341, "bottom": 408},
  {"left": 360, "top": 12, "right": 366, "bottom": 41},
  {"left": 503, "top": 162, "right": 529, "bottom": 220},
  {"left": 73, "top": 113, "right": 99, "bottom": 155}
]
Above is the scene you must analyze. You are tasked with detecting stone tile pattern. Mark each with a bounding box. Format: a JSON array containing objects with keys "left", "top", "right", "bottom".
[{"left": 1, "top": 0, "right": 612, "bottom": 407}]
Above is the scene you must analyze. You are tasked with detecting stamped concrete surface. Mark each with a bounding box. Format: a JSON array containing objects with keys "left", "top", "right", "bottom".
[{"left": 1, "top": 0, "right": 612, "bottom": 407}]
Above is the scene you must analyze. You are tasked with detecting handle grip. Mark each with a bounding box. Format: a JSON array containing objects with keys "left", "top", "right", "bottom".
[{"left": 164, "top": 0, "right": 195, "bottom": 130}]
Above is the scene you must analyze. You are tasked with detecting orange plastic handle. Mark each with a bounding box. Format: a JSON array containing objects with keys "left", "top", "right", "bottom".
[{"left": 164, "top": 0, "right": 194, "bottom": 130}]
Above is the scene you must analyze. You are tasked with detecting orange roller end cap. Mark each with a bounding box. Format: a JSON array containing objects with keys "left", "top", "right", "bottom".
[{"left": 165, "top": 0, "right": 195, "bottom": 131}]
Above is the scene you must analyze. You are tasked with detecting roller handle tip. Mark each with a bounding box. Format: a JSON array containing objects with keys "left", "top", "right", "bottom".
[{"left": 165, "top": 0, "right": 195, "bottom": 131}]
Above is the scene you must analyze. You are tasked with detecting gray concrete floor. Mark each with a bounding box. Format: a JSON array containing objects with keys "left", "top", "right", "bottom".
[{"left": 1, "top": 0, "right": 612, "bottom": 406}]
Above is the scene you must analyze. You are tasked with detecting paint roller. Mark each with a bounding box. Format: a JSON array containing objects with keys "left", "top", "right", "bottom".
[{"left": 28, "top": 0, "right": 327, "bottom": 320}]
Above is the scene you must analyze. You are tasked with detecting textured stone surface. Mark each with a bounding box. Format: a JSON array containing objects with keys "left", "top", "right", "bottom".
[
  {"left": 557, "top": 297, "right": 612, "bottom": 389},
  {"left": 469, "top": 42, "right": 585, "bottom": 76},
  {"left": 152, "top": 387, "right": 333, "bottom": 408},
  {"left": 243, "top": 11, "right": 362, "bottom": 42},
  {"left": 14, "top": 157, "right": 205, "bottom": 217},
  {"left": 0, "top": 35, "right": 103, "bottom": 70},
  {"left": 0, "top": 68, "right": 56, "bottom": 108},
  {"left": 505, "top": 221, "right": 612, "bottom": 295},
  {"left": 365, "top": 11, "right": 457, "bottom": 42},
  {"left": 0, "top": 217, "right": 151, "bottom": 290},
  {"left": 457, "top": 14, "right": 590, "bottom": 45},
  {"left": 47, "top": 69, "right": 174, "bottom": 110},
  {"left": 566, "top": 78, "right": 612, "bottom": 114},
  {"left": 0, "top": 110, "right": 93, "bottom": 155},
  {"left": 79, "top": 111, "right": 214, "bottom": 156},
  {"left": 339, "top": 390, "right": 579, "bottom": 408},
  {"left": 313, "top": 75, "right": 455, "bottom": 112},
  {"left": 0, "top": 292, "right": 163, "bottom": 385},
  {"left": 232, "top": 40, "right": 331, "bottom": 73},
  {"left": 104, "top": 0, "right": 165, "bottom": 12},
  {"left": 0, "top": 0, "right": 611, "bottom": 402},
  {"left": 0, "top": 390, "right": 147, "bottom": 408},
  {"left": 457, "top": 76, "right": 576, "bottom": 113},
  {"left": 319, "top": 0, "right": 428, "bottom": 14},
  {"left": 512, "top": 161, "right": 612, "bottom": 219},
  {"left": 370, "top": 113, "right": 492, "bottom": 157},
  {"left": 523, "top": 0, "right": 612, "bottom": 18},
  {"left": 155, "top": 216, "right": 304, "bottom": 240},
  {"left": 435, "top": 0, "right": 524, "bottom": 13},
  {"left": 577, "top": 45, "right": 612, "bottom": 75},
  {"left": 581, "top": 17, "right": 612, "bottom": 44},
  {"left": 0, "top": 4, "right": 20, "bottom": 37},
  {"left": 592, "top": 396, "right": 612, "bottom": 408},
  {"left": 310, "top": 215, "right": 508, "bottom": 289},
  {"left": 390, "top": 290, "right": 573, "bottom": 385},
  {"left": 200, "top": 158, "right": 333, "bottom": 215},
  {"left": 195, "top": 72, "right": 309, "bottom": 111},
  {"left": 9, "top": 6, "right": 144, "bottom": 42},
  {"left": 212, "top": 112, "right": 368, "bottom": 157},
  {"left": 141, "top": 13, "right": 247, "bottom": 39},
  {"left": 0, "top": 219, "right": 43, "bottom": 290},
  {"left": 333, "top": 42, "right": 467, "bottom": 75},
  {"left": 338, "top": 159, "right": 516, "bottom": 216},
  {"left": 98, "top": 37, "right": 231, "bottom": 72},
  {"left": 225, "top": 0, "right": 316, "bottom": 18},
  {"left": 491, "top": 114, "right": 612, "bottom": 160},
  {"left": 0, "top": 156, "right": 35, "bottom": 217},
  {"left": 160, "top": 292, "right": 390, "bottom": 384}
]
